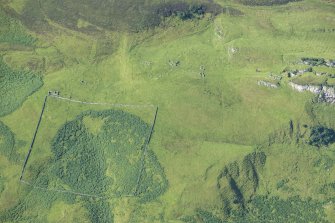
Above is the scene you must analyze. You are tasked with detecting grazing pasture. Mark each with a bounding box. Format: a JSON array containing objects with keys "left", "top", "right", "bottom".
[{"left": 0, "top": 0, "right": 334, "bottom": 222}]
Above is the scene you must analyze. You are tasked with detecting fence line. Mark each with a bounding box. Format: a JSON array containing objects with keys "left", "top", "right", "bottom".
[
  {"left": 49, "top": 95, "right": 155, "bottom": 108},
  {"left": 20, "top": 93, "right": 159, "bottom": 199},
  {"left": 134, "top": 106, "right": 159, "bottom": 195},
  {"left": 21, "top": 180, "right": 138, "bottom": 199},
  {"left": 19, "top": 96, "right": 48, "bottom": 181},
  {"left": 20, "top": 180, "right": 105, "bottom": 198}
]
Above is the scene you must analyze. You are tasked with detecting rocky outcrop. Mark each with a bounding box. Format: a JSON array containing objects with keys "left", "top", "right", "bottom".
[
  {"left": 315, "top": 72, "right": 327, "bottom": 76},
  {"left": 287, "top": 67, "right": 312, "bottom": 78},
  {"left": 326, "top": 60, "right": 335, "bottom": 68},
  {"left": 320, "top": 86, "right": 335, "bottom": 103},
  {"left": 301, "top": 57, "right": 325, "bottom": 66},
  {"left": 269, "top": 73, "right": 282, "bottom": 80},
  {"left": 300, "top": 57, "right": 335, "bottom": 68},
  {"left": 289, "top": 82, "right": 335, "bottom": 103},
  {"left": 257, "top": 80, "right": 279, "bottom": 88},
  {"left": 289, "top": 82, "right": 322, "bottom": 94}
]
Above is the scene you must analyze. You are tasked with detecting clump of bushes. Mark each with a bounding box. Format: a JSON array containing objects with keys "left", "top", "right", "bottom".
[
  {"left": 156, "top": 2, "right": 223, "bottom": 20},
  {"left": 195, "top": 209, "right": 223, "bottom": 223},
  {"left": 0, "top": 121, "right": 15, "bottom": 158},
  {"left": 0, "top": 58, "right": 43, "bottom": 117},
  {"left": 85, "top": 198, "right": 114, "bottom": 223},
  {"left": 234, "top": 196, "right": 328, "bottom": 222},
  {"left": 136, "top": 150, "right": 169, "bottom": 203},
  {"left": 0, "top": 200, "right": 27, "bottom": 222},
  {"left": 309, "top": 125, "right": 335, "bottom": 147},
  {"left": 0, "top": 187, "right": 59, "bottom": 222},
  {"left": 180, "top": 209, "right": 223, "bottom": 223},
  {"left": 0, "top": 130, "right": 21, "bottom": 163},
  {"left": 217, "top": 152, "right": 266, "bottom": 216},
  {"left": 319, "top": 182, "right": 335, "bottom": 195},
  {"left": 182, "top": 195, "right": 328, "bottom": 223},
  {"left": 50, "top": 110, "right": 144, "bottom": 195},
  {"left": 47, "top": 109, "right": 168, "bottom": 199},
  {"left": 2, "top": 109, "right": 167, "bottom": 222}
]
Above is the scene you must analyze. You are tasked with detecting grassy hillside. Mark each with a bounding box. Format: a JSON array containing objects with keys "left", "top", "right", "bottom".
[
  {"left": 14, "top": 0, "right": 223, "bottom": 32},
  {"left": 0, "top": 0, "right": 334, "bottom": 222}
]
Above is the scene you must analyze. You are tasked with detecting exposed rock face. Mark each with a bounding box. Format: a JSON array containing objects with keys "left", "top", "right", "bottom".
[
  {"left": 289, "top": 82, "right": 322, "bottom": 94},
  {"left": 326, "top": 60, "right": 335, "bottom": 68},
  {"left": 257, "top": 80, "right": 279, "bottom": 88},
  {"left": 315, "top": 72, "right": 326, "bottom": 76},
  {"left": 321, "top": 86, "right": 335, "bottom": 103},
  {"left": 289, "top": 82, "right": 335, "bottom": 103},
  {"left": 269, "top": 73, "right": 282, "bottom": 80},
  {"left": 301, "top": 57, "right": 325, "bottom": 66},
  {"left": 299, "top": 58, "right": 334, "bottom": 67},
  {"left": 287, "top": 68, "right": 312, "bottom": 78}
]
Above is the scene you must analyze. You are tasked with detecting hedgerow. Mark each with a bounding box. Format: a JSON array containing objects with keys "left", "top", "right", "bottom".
[{"left": 0, "top": 59, "right": 43, "bottom": 117}]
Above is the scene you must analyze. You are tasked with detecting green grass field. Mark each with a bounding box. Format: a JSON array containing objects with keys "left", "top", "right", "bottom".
[{"left": 0, "top": 0, "right": 335, "bottom": 222}]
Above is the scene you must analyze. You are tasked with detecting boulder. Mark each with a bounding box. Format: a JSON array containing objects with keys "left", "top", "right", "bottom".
[
  {"left": 322, "top": 86, "right": 335, "bottom": 103},
  {"left": 257, "top": 80, "right": 279, "bottom": 88}
]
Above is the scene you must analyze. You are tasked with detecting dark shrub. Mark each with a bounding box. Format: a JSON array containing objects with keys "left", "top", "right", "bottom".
[{"left": 309, "top": 126, "right": 335, "bottom": 147}]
